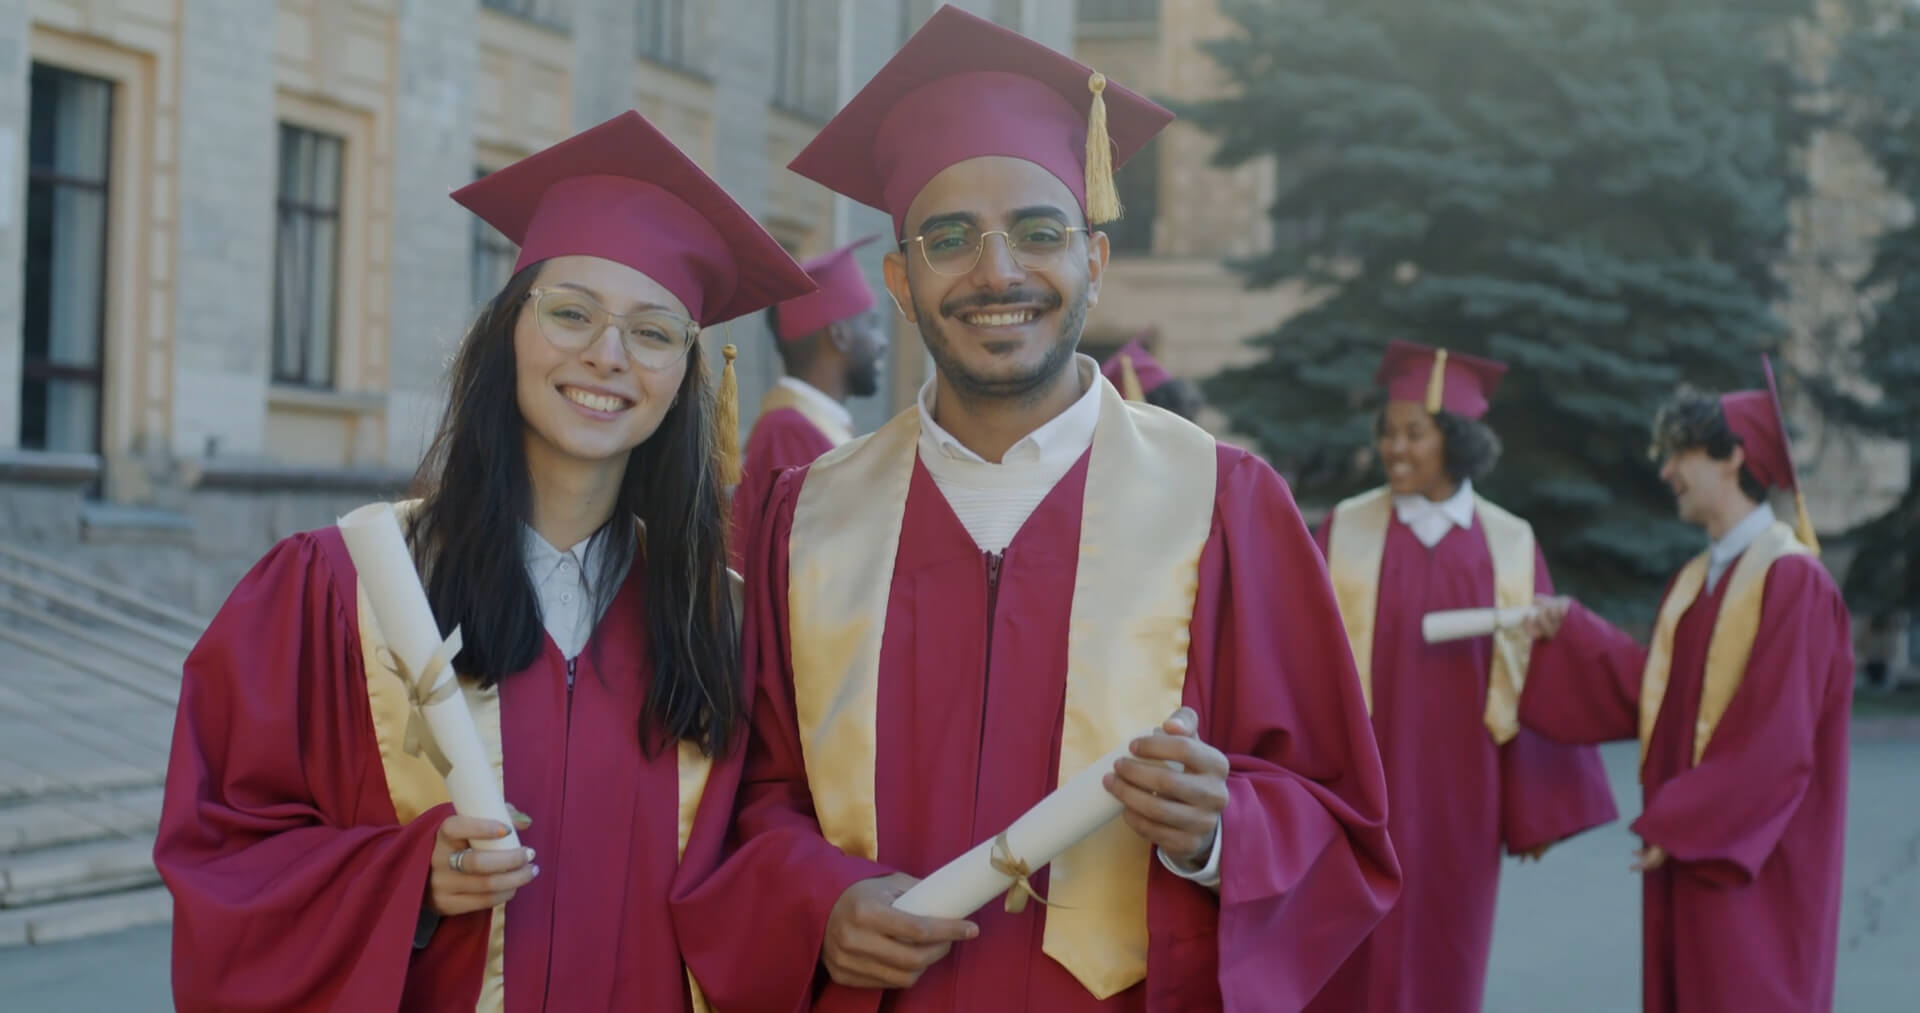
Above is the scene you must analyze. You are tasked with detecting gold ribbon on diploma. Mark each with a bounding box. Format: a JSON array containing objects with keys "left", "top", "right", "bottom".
[
  {"left": 990, "top": 832, "right": 1067, "bottom": 914},
  {"left": 377, "top": 626, "right": 465, "bottom": 778}
]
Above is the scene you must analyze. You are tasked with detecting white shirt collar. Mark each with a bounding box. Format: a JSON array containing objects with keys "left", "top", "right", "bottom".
[
  {"left": 521, "top": 526, "right": 624, "bottom": 660},
  {"left": 915, "top": 355, "right": 1102, "bottom": 467},
  {"left": 1393, "top": 479, "right": 1476, "bottom": 548},
  {"left": 522, "top": 526, "right": 604, "bottom": 588},
  {"left": 1707, "top": 501, "right": 1776, "bottom": 591},
  {"left": 775, "top": 376, "right": 853, "bottom": 432}
]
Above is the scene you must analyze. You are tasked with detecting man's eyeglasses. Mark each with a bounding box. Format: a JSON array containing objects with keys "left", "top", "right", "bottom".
[{"left": 899, "top": 215, "right": 1089, "bottom": 277}]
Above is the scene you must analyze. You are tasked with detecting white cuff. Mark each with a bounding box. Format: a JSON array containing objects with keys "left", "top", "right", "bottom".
[{"left": 1156, "top": 823, "right": 1223, "bottom": 889}]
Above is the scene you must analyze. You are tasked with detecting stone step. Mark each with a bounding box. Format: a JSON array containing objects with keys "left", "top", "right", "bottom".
[
  {"left": 0, "top": 756, "right": 161, "bottom": 804},
  {"left": 0, "top": 837, "right": 159, "bottom": 908},
  {"left": 0, "top": 787, "right": 164, "bottom": 854},
  {"left": 0, "top": 618, "right": 183, "bottom": 708},
  {"left": 0, "top": 884, "right": 171, "bottom": 947}
]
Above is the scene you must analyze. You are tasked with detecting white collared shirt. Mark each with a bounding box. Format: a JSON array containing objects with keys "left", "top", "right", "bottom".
[
  {"left": 913, "top": 353, "right": 1223, "bottom": 888},
  {"left": 914, "top": 355, "right": 1104, "bottom": 553},
  {"left": 1706, "top": 502, "right": 1776, "bottom": 592},
  {"left": 522, "top": 526, "right": 630, "bottom": 661},
  {"left": 776, "top": 376, "right": 854, "bottom": 435},
  {"left": 1394, "top": 479, "right": 1477, "bottom": 550}
]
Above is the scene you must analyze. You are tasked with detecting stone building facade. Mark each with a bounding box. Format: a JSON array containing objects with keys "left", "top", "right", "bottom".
[{"left": 0, "top": 0, "right": 1068, "bottom": 612}]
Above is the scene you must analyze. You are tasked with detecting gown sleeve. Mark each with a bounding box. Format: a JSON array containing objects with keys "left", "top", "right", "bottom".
[{"left": 155, "top": 533, "right": 471, "bottom": 1012}]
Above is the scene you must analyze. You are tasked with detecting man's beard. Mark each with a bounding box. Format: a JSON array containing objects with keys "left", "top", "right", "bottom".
[
  {"left": 915, "top": 284, "right": 1085, "bottom": 405},
  {"left": 845, "top": 356, "right": 881, "bottom": 399}
]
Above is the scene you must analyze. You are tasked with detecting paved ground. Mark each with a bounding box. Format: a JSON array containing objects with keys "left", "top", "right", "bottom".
[
  {"left": 1485, "top": 738, "right": 1920, "bottom": 1012},
  {"left": 3, "top": 739, "right": 1914, "bottom": 1011}
]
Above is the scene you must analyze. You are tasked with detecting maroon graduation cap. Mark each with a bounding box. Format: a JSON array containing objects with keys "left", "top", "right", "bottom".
[
  {"left": 451, "top": 110, "right": 813, "bottom": 327},
  {"left": 1101, "top": 336, "right": 1172, "bottom": 401},
  {"left": 786, "top": 5, "right": 1174, "bottom": 237},
  {"left": 774, "top": 236, "right": 881, "bottom": 341},
  {"left": 1720, "top": 354, "right": 1819, "bottom": 552},
  {"left": 1375, "top": 340, "right": 1508, "bottom": 421}
]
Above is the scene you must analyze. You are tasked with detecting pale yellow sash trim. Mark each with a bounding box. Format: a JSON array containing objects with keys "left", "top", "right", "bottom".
[
  {"left": 758, "top": 383, "right": 854, "bottom": 447},
  {"left": 787, "top": 385, "right": 1216, "bottom": 999},
  {"left": 674, "top": 572, "right": 738, "bottom": 1013},
  {"left": 1326, "top": 489, "right": 1392, "bottom": 713},
  {"left": 1637, "top": 522, "right": 1810, "bottom": 771},
  {"left": 1325, "top": 489, "right": 1535, "bottom": 743},
  {"left": 353, "top": 502, "right": 720, "bottom": 1013},
  {"left": 1476, "top": 498, "right": 1536, "bottom": 745}
]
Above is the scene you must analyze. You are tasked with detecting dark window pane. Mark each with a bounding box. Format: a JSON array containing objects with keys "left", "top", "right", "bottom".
[
  {"left": 272, "top": 124, "right": 344, "bottom": 387},
  {"left": 21, "top": 63, "right": 112, "bottom": 454},
  {"left": 1105, "top": 137, "right": 1159, "bottom": 254},
  {"left": 1078, "top": 0, "right": 1159, "bottom": 25}
]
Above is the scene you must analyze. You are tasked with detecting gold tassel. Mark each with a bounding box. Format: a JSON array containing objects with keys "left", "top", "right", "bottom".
[
  {"left": 716, "top": 343, "right": 741, "bottom": 487},
  {"left": 1794, "top": 488, "right": 1821, "bottom": 557},
  {"left": 1084, "top": 72, "right": 1123, "bottom": 225},
  {"left": 1425, "top": 348, "right": 1449, "bottom": 415},
  {"left": 1118, "top": 354, "right": 1146, "bottom": 402}
]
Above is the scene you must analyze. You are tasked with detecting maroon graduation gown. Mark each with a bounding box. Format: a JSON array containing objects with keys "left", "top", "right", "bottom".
[
  {"left": 1305, "top": 513, "right": 1617, "bottom": 1013},
  {"left": 1519, "top": 553, "right": 1852, "bottom": 1012},
  {"left": 155, "top": 528, "right": 730, "bottom": 1012},
  {"left": 675, "top": 445, "right": 1401, "bottom": 1011},
  {"left": 729, "top": 406, "right": 838, "bottom": 571}
]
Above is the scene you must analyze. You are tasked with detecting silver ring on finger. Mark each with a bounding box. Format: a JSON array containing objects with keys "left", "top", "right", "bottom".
[{"left": 449, "top": 848, "right": 469, "bottom": 873}]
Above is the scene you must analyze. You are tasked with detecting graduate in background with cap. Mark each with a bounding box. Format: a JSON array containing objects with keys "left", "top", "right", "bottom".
[
  {"left": 1308, "top": 341, "right": 1617, "bottom": 1013},
  {"left": 153, "top": 111, "right": 814, "bottom": 1012},
  {"left": 673, "top": 7, "right": 1399, "bottom": 1011},
  {"left": 1101, "top": 333, "right": 1204, "bottom": 422},
  {"left": 729, "top": 237, "right": 889, "bottom": 569},
  {"left": 1517, "top": 356, "right": 1852, "bottom": 1013}
]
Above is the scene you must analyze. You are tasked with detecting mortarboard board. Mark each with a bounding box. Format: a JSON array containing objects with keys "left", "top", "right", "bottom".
[
  {"left": 774, "top": 236, "right": 881, "bottom": 341},
  {"left": 1101, "top": 335, "right": 1172, "bottom": 401},
  {"left": 451, "top": 110, "right": 814, "bottom": 329},
  {"left": 787, "top": 5, "right": 1173, "bottom": 237},
  {"left": 1720, "top": 354, "right": 1819, "bottom": 553},
  {"left": 1375, "top": 340, "right": 1508, "bottom": 421}
]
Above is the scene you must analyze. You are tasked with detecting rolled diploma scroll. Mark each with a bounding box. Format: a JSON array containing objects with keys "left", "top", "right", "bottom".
[
  {"left": 337, "top": 502, "right": 520, "bottom": 850},
  {"left": 893, "top": 729, "right": 1164, "bottom": 918},
  {"left": 1422, "top": 605, "right": 1539, "bottom": 645}
]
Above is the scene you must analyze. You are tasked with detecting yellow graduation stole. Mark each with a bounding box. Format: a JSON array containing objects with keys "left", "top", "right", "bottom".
[
  {"left": 1325, "top": 487, "right": 1536, "bottom": 743},
  {"left": 1637, "top": 522, "right": 1810, "bottom": 772},
  {"left": 785, "top": 381, "right": 1216, "bottom": 999},
  {"left": 757, "top": 383, "right": 855, "bottom": 447},
  {"left": 354, "top": 501, "right": 721, "bottom": 1013}
]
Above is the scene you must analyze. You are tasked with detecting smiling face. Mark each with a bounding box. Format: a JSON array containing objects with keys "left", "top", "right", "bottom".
[
  {"left": 1377, "top": 400, "right": 1454, "bottom": 499},
  {"left": 883, "top": 156, "right": 1107, "bottom": 402},
  {"left": 1659, "top": 444, "right": 1744, "bottom": 528},
  {"left": 513, "top": 255, "right": 692, "bottom": 479}
]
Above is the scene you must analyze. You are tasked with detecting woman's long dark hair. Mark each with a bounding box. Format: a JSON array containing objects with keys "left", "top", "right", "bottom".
[{"left": 405, "top": 263, "right": 742, "bottom": 757}]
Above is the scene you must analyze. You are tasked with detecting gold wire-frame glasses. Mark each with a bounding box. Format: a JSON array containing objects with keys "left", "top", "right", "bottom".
[
  {"left": 522, "top": 287, "right": 700, "bottom": 370},
  {"left": 899, "top": 215, "right": 1091, "bottom": 277}
]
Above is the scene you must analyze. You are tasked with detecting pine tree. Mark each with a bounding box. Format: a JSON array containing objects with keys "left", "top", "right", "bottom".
[
  {"left": 1821, "top": 5, "right": 1920, "bottom": 615},
  {"left": 1184, "top": 0, "right": 1815, "bottom": 618}
]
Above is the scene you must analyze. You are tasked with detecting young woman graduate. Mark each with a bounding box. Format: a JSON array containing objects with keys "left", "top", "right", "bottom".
[
  {"left": 1308, "top": 341, "right": 1618, "bottom": 1013},
  {"left": 153, "top": 110, "right": 813, "bottom": 1012}
]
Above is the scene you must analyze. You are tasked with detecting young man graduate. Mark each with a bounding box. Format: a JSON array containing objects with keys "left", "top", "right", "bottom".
[
  {"left": 1517, "top": 355, "right": 1853, "bottom": 1013},
  {"left": 729, "top": 237, "right": 889, "bottom": 566},
  {"left": 673, "top": 7, "right": 1400, "bottom": 1011}
]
